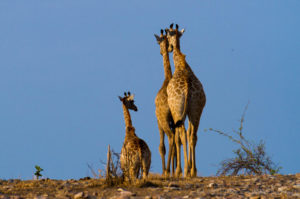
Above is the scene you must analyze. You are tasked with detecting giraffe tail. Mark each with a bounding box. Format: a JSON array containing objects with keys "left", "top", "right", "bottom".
[{"left": 174, "top": 82, "right": 188, "bottom": 128}]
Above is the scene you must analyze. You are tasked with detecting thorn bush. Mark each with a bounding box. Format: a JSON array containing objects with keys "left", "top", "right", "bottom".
[{"left": 207, "top": 103, "right": 281, "bottom": 176}]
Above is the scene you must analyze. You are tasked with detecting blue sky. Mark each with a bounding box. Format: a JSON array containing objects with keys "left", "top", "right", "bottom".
[{"left": 0, "top": 1, "right": 299, "bottom": 179}]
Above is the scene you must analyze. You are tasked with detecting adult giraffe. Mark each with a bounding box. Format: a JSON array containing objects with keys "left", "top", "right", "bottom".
[{"left": 166, "top": 24, "right": 206, "bottom": 177}]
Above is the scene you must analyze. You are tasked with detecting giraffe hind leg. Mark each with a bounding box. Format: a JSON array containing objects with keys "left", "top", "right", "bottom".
[
  {"left": 165, "top": 128, "right": 174, "bottom": 177},
  {"left": 179, "top": 124, "right": 189, "bottom": 177},
  {"left": 174, "top": 127, "right": 182, "bottom": 177},
  {"left": 158, "top": 125, "right": 166, "bottom": 176}
]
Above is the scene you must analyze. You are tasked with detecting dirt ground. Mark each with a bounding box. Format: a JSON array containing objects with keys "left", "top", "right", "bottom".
[{"left": 0, "top": 173, "right": 299, "bottom": 199}]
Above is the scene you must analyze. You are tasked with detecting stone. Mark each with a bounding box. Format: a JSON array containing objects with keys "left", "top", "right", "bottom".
[
  {"left": 293, "top": 184, "right": 300, "bottom": 189},
  {"left": 117, "top": 188, "right": 135, "bottom": 197},
  {"left": 278, "top": 186, "right": 288, "bottom": 192},
  {"left": 249, "top": 196, "right": 260, "bottom": 199},
  {"left": 168, "top": 183, "right": 179, "bottom": 187},
  {"left": 207, "top": 182, "right": 218, "bottom": 188},
  {"left": 74, "top": 192, "right": 84, "bottom": 199}
]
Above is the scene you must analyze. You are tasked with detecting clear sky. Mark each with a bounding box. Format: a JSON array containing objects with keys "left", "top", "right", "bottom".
[{"left": 0, "top": 1, "right": 299, "bottom": 180}]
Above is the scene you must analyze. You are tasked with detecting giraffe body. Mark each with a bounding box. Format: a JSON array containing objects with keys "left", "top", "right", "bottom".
[
  {"left": 154, "top": 31, "right": 176, "bottom": 176},
  {"left": 119, "top": 93, "right": 151, "bottom": 181},
  {"left": 166, "top": 50, "right": 189, "bottom": 177},
  {"left": 120, "top": 126, "right": 151, "bottom": 180},
  {"left": 166, "top": 24, "right": 206, "bottom": 177}
]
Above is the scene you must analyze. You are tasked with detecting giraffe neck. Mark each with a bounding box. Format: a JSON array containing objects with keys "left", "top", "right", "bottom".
[
  {"left": 173, "top": 48, "right": 186, "bottom": 71},
  {"left": 162, "top": 51, "right": 172, "bottom": 80},
  {"left": 122, "top": 103, "right": 132, "bottom": 127}
]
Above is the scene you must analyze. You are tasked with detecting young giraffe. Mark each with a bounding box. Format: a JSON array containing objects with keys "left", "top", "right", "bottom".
[
  {"left": 166, "top": 24, "right": 206, "bottom": 177},
  {"left": 154, "top": 29, "right": 176, "bottom": 177},
  {"left": 119, "top": 92, "right": 151, "bottom": 181}
]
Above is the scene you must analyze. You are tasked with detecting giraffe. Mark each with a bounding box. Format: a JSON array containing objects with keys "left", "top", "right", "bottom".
[
  {"left": 119, "top": 92, "right": 151, "bottom": 181},
  {"left": 166, "top": 24, "right": 206, "bottom": 177},
  {"left": 154, "top": 29, "right": 176, "bottom": 177},
  {"left": 165, "top": 25, "right": 189, "bottom": 177}
]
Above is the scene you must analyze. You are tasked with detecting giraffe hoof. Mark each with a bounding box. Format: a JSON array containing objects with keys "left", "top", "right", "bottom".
[
  {"left": 175, "top": 168, "right": 182, "bottom": 178},
  {"left": 163, "top": 170, "right": 170, "bottom": 177},
  {"left": 184, "top": 168, "right": 190, "bottom": 178},
  {"left": 190, "top": 168, "right": 197, "bottom": 177}
]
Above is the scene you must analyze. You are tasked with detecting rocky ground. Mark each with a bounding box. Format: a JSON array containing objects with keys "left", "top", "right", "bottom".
[{"left": 0, "top": 174, "right": 299, "bottom": 199}]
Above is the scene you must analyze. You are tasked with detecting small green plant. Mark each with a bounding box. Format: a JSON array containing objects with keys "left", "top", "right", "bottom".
[
  {"left": 34, "top": 165, "right": 43, "bottom": 180},
  {"left": 207, "top": 103, "right": 281, "bottom": 176}
]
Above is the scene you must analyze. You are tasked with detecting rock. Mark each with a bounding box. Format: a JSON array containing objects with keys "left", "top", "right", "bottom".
[
  {"left": 278, "top": 186, "right": 288, "bottom": 192},
  {"left": 249, "top": 196, "right": 260, "bottom": 199},
  {"left": 168, "top": 183, "right": 179, "bottom": 188},
  {"left": 207, "top": 183, "right": 218, "bottom": 188},
  {"left": 293, "top": 184, "right": 300, "bottom": 189},
  {"left": 292, "top": 193, "right": 300, "bottom": 198},
  {"left": 117, "top": 188, "right": 136, "bottom": 197},
  {"left": 117, "top": 188, "right": 126, "bottom": 192},
  {"left": 184, "top": 184, "right": 193, "bottom": 189},
  {"left": 34, "top": 196, "right": 48, "bottom": 199},
  {"left": 74, "top": 192, "right": 84, "bottom": 199}
]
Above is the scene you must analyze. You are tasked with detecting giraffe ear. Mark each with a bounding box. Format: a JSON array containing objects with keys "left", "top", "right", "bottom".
[
  {"left": 128, "top": 94, "right": 134, "bottom": 101},
  {"left": 118, "top": 96, "right": 123, "bottom": 101},
  {"left": 179, "top": 29, "right": 185, "bottom": 38},
  {"left": 154, "top": 34, "right": 162, "bottom": 43}
]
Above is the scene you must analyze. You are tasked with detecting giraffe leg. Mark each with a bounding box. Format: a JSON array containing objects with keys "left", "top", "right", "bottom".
[
  {"left": 142, "top": 163, "right": 148, "bottom": 180},
  {"left": 189, "top": 113, "right": 201, "bottom": 178},
  {"left": 165, "top": 130, "right": 174, "bottom": 177},
  {"left": 188, "top": 122, "right": 198, "bottom": 177},
  {"left": 179, "top": 125, "right": 189, "bottom": 177},
  {"left": 158, "top": 126, "right": 166, "bottom": 176},
  {"left": 187, "top": 121, "right": 192, "bottom": 170},
  {"left": 175, "top": 127, "right": 182, "bottom": 177},
  {"left": 190, "top": 131, "right": 197, "bottom": 177},
  {"left": 171, "top": 143, "right": 176, "bottom": 177}
]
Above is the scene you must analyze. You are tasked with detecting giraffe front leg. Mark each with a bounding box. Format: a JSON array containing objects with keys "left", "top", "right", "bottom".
[
  {"left": 187, "top": 121, "right": 192, "bottom": 169},
  {"left": 158, "top": 126, "right": 166, "bottom": 176},
  {"left": 171, "top": 143, "right": 177, "bottom": 177},
  {"left": 165, "top": 132, "right": 174, "bottom": 177}
]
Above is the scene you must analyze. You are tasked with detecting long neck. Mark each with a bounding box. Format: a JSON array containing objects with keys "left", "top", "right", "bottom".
[
  {"left": 162, "top": 51, "right": 172, "bottom": 80},
  {"left": 173, "top": 47, "right": 186, "bottom": 71},
  {"left": 122, "top": 104, "right": 132, "bottom": 127}
]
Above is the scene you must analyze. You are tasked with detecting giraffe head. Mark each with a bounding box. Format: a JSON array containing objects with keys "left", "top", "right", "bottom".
[
  {"left": 119, "top": 91, "right": 138, "bottom": 111},
  {"left": 154, "top": 29, "right": 169, "bottom": 55},
  {"left": 166, "top": 23, "right": 185, "bottom": 52}
]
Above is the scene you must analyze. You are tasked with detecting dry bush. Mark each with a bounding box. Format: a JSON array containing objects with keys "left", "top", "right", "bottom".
[
  {"left": 105, "top": 145, "right": 124, "bottom": 186},
  {"left": 208, "top": 103, "right": 281, "bottom": 176},
  {"left": 87, "top": 145, "right": 123, "bottom": 186}
]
